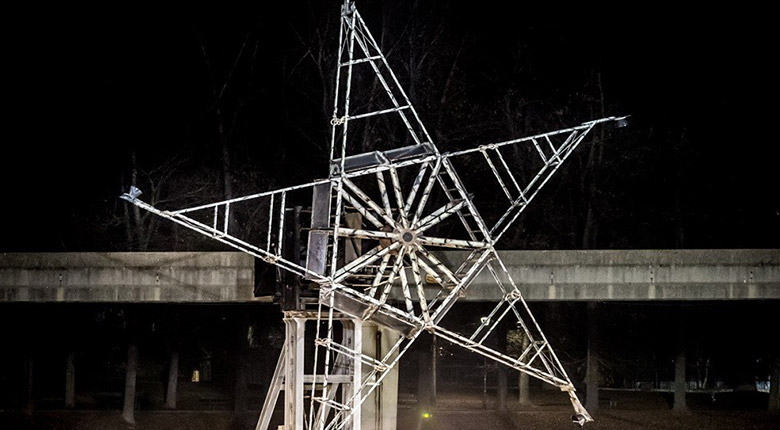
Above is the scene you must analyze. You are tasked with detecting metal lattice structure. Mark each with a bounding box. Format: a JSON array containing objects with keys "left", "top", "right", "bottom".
[{"left": 122, "top": 2, "right": 626, "bottom": 428}]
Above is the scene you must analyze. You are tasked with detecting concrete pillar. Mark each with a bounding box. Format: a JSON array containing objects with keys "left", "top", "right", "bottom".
[
  {"left": 284, "top": 317, "right": 305, "bottom": 430},
  {"left": 24, "top": 354, "right": 34, "bottom": 417},
  {"left": 361, "top": 323, "right": 400, "bottom": 430},
  {"left": 340, "top": 320, "right": 362, "bottom": 430},
  {"left": 673, "top": 311, "right": 687, "bottom": 413},
  {"left": 768, "top": 357, "right": 779, "bottom": 411},
  {"left": 65, "top": 350, "right": 75, "bottom": 409},
  {"left": 165, "top": 351, "right": 178, "bottom": 409},
  {"left": 518, "top": 334, "right": 530, "bottom": 405},
  {"left": 361, "top": 322, "right": 400, "bottom": 430},
  {"left": 585, "top": 302, "right": 599, "bottom": 413},
  {"left": 122, "top": 344, "right": 138, "bottom": 424}
]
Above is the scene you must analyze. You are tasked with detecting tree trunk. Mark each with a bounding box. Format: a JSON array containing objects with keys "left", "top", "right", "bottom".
[
  {"left": 580, "top": 71, "right": 607, "bottom": 249},
  {"left": 24, "top": 354, "right": 34, "bottom": 417},
  {"left": 129, "top": 151, "right": 148, "bottom": 251},
  {"left": 518, "top": 333, "right": 530, "bottom": 405},
  {"left": 417, "top": 344, "right": 433, "bottom": 411},
  {"left": 674, "top": 130, "right": 688, "bottom": 248},
  {"left": 769, "top": 357, "right": 780, "bottom": 411},
  {"left": 65, "top": 350, "right": 75, "bottom": 409},
  {"left": 496, "top": 321, "right": 508, "bottom": 411},
  {"left": 165, "top": 350, "right": 179, "bottom": 409},
  {"left": 234, "top": 312, "right": 249, "bottom": 414},
  {"left": 431, "top": 335, "right": 437, "bottom": 408},
  {"left": 497, "top": 367, "right": 507, "bottom": 411},
  {"left": 234, "top": 350, "right": 248, "bottom": 414},
  {"left": 122, "top": 344, "right": 138, "bottom": 424},
  {"left": 673, "top": 310, "right": 687, "bottom": 413},
  {"left": 221, "top": 127, "right": 233, "bottom": 201},
  {"left": 585, "top": 302, "right": 600, "bottom": 413}
]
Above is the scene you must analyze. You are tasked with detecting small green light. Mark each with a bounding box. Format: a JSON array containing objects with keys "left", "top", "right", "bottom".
[{"left": 422, "top": 412, "right": 431, "bottom": 419}]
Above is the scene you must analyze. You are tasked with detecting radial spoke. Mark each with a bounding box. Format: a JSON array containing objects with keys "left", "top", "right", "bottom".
[
  {"left": 388, "top": 165, "right": 408, "bottom": 228},
  {"left": 339, "top": 190, "right": 385, "bottom": 229},
  {"left": 377, "top": 246, "right": 406, "bottom": 307},
  {"left": 403, "top": 164, "right": 429, "bottom": 215},
  {"left": 343, "top": 178, "right": 396, "bottom": 227},
  {"left": 408, "top": 251, "right": 431, "bottom": 323},
  {"left": 375, "top": 171, "right": 394, "bottom": 219},
  {"left": 334, "top": 242, "right": 400, "bottom": 282},
  {"left": 415, "top": 199, "right": 468, "bottom": 233},
  {"left": 412, "top": 254, "right": 445, "bottom": 287},
  {"left": 414, "top": 245, "right": 459, "bottom": 285},
  {"left": 368, "top": 253, "right": 392, "bottom": 298},
  {"left": 397, "top": 256, "right": 415, "bottom": 314},
  {"left": 336, "top": 227, "right": 395, "bottom": 241},
  {"left": 417, "top": 235, "right": 489, "bottom": 249},
  {"left": 412, "top": 160, "right": 441, "bottom": 225}
]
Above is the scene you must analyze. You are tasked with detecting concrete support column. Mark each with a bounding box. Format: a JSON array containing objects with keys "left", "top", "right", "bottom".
[
  {"left": 768, "top": 357, "right": 779, "bottom": 411},
  {"left": 518, "top": 334, "right": 530, "bottom": 405},
  {"left": 165, "top": 350, "right": 179, "bottom": 409},
  {"left": 585, "top": 302, "right": 600, "bottom": 413},
  {"left": 673, "top": 310, "right": 687, "bottom": 413},
  {"left": 284, "top": 317, "right": 305, "bottom": 430},
  {"left": 361, "top": 323, "right": 400, "bottom": 430},
  {"left": 65, "top": 350, "right": 75, "bottom": 409},
  {"left": 341, "top": 320, "right": 362, "bottom": 430},
  {"left": 122, "top": 344, "right": 138, "bottom": 424}
]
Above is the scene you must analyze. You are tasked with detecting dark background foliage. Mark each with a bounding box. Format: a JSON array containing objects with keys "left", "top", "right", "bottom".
[{"left": 4, "top": 1, "right": 777, "bottom": 252}]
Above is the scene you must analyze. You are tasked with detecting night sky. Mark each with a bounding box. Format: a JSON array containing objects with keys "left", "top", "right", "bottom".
[{"left": 4, "top": 1, "right": 777, "bottom": 252}]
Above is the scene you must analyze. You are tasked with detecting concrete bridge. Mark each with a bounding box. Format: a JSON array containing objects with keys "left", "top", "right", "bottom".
[
  {"left": 0, "top": 252, "right": 254, "bottom": 302},
  {"left": 439, "top": 249, "right": 780, "bottom": 301},
  {"left": 2, "top": 250, "right": 778, "bottom": 419},
  {"left": 1, "top": 249, "right": 777, "bottom": 303}
]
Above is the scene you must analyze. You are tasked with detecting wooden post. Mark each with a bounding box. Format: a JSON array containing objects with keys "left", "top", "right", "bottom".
[{"left": 122, "top": 344, "right": 138, "bottom": 424}]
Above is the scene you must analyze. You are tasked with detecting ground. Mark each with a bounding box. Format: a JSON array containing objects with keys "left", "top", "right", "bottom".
[
  {"left": 2, "top": 409, "right": 778, "bottom": 430},
  {"left": 2, "top": 390, "right": 778, "bottom": 429}
]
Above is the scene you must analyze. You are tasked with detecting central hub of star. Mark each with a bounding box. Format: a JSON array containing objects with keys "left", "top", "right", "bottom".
[{"left": 398, "top": 229, "right": 417, "bottom": 245}]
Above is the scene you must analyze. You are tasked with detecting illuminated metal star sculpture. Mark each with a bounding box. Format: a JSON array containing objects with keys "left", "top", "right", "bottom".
[{"left": 122, "top": 1, "right": 626, "bottom": 428}]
